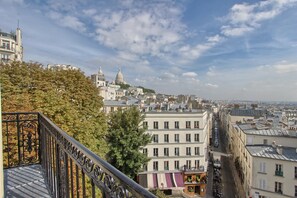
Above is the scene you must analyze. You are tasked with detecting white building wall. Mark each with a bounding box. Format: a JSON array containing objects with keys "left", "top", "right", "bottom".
[
  {"left": 141, "top": 111, "right": 209, "bottom": 174},
  {"left": 249, "top": 156, "right": 297, "bottom": 198}
]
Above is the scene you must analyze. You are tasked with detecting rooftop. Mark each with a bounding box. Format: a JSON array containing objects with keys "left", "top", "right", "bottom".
[
  {"left": 230, "top": 109, "right": 266, "bottom": 117},
  {"left": 246, "top": 145, "right": 297, "bottom": 162},
  {"left": 237, "top": 123, "right": 295, "bottom": 137}
]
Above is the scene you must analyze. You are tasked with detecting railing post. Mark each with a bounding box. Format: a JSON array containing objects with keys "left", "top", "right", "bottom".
[
  {"left": 16, "top": 114, "right": 21, "bottom": 166},
  {"left": 38, "top": 113, "right": 42, "bottom": 165},
  {"left": 56, "top": 143, "right": 61, "bottom": 198},
  {"left": 0, "top": 85, "right": 4, "bottom": 198}
]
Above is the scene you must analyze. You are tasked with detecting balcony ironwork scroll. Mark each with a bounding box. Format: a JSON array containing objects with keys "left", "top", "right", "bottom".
[
  {"left": 39, "top": 113, "right": 156, "bottom": 198},
  {"left": 2, "top": 112, "right": 155, "bottom": 198},
  {"left": 2, "top": 112, "right": 40, "bottom": 168}
]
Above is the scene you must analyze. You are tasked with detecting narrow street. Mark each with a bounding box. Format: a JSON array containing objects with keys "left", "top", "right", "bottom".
[{"left": 208, "top": 117, "right": 237, "bottom": 198}]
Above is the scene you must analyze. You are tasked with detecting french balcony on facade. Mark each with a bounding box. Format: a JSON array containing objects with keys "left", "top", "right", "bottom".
[
  {"left": 2, "top": 112, "right": 156, "bottom": 198},
  {"left": 275, "top": 170, "right": 283, "bottom": 177}
]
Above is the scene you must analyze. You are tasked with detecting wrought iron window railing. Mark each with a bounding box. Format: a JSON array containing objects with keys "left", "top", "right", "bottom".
[
  {"left": 275, "top": 170, "right": 283, "bottom": 177},
  {"left": 2, "top": 112, "right": 156, "bottom": 198}
]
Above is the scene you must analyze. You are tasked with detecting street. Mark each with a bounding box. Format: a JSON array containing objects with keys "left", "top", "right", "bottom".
[{"left": 208, "top": 118, "right": 237, "bottom": 198}]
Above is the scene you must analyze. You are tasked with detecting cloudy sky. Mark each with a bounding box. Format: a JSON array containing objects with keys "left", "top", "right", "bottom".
[{"left": 1, "top": 0, "right": 297, "bottom": 101}]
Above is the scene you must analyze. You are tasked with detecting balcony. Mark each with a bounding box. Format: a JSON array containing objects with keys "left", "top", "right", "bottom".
[
  {"left": 275, "top": 170, "right": 283, "bottom": 176},
  {"left": 2, "top": 112, "right": 155, "bottom": 198}
]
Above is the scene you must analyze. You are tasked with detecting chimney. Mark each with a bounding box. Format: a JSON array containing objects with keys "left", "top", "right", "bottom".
[
  {"left": 272, "top": 141, "right": 276, "bottom": 148},
  {"left": 276, "top": 145, "right": 283, "bottom": 155}
]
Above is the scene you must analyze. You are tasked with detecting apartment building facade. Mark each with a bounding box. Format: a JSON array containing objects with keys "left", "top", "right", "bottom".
[
  {"left": 246, "top": 145, "right": 297, "bottom": 198},
  {"left": 138, "top": 110, "right": 211, "bottom": 196},
  {"left": 0, "top": 28, "right": 23, "bottom": 63}
]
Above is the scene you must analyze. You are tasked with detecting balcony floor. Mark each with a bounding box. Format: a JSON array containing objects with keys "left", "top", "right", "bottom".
[{"left": 4, "top": 164, "right": 51, "bottom": 198}]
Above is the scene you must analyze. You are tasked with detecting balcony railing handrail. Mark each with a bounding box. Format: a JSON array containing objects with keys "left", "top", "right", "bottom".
[
  {"left": 39, "top": 113, "right": 155, "bottom": 198},
  {"left": 2, "top": 112, "right": 156, "bottom": 198}
]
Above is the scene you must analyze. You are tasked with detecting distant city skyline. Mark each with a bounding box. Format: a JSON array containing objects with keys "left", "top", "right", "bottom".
[{"left": 1, "top": 0, "right": 297, "bottom": 101}]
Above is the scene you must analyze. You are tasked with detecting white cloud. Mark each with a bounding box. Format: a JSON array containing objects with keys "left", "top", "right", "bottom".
[
  {"left": 93, "top": 2, "right": 185, "bottom": 57},
  {"left": 257, "top": 61, "right": 297, "bottom": 74},
  {"left": 274, "top": 63, "right": 297, "bottom": 73},
  {"left": 221, "top": 25, "right": 253, "bottom": 37},
  {"left": 178, "top": 43, "right": 214, "bottom": 63},
  {"left": 207, "top": 35, "right": 224, "bottom": 43},
  {"left": 207, "top": 66, "right": 218, "bottom": 76},
  {"left": 83, "top": 9, "right": 97, "bottom": 16},
  {"left": 1, "top": 0, "right": 24, "bottom": 4},
  {"left": 47, "top": 11, "right": 86, "bottom": 33},
  {"left": 182, "top": 72, "right": 198, "bottom": 78},
  {"left": 205, "top": 83, "right": 218, "bottom": 88},
  {"left": 221, "top": 0, "right": 297, "bottom": 37}
]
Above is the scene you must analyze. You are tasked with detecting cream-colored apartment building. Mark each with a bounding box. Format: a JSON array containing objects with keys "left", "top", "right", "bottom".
[
  {"left": 246, "top": 145, "right": 297, "bottom": 198},
  {"left": 230, "top": 123, "right": 297, "bottom": 197},
  {"left": 138, "top": 110, "right": 211, "bottom": 195},
  {"left": 0, "top": 28, "right": 23, "bottom": 63}
]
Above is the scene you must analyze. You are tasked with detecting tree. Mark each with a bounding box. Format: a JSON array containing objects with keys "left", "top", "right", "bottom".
[
  {"left": 107, "top": 106, "right": 151, "bottom": 179},
  {"left": 0, "top": 61, "right": 108, "bottom": 157}
]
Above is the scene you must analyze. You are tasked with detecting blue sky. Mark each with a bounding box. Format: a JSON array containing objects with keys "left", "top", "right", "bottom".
[{"left": 1, "top": 0, "right": 297, "bottom": 101}]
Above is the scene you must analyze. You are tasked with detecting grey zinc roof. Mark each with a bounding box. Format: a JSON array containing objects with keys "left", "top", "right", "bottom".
[
  {"left": 104, "top": 100, "right": 139, "bottom": 106},
  {"left": 230, "top": 109, "right": 266, "bottom": 117},
  {"left": 244, "top": 128, "right": 290, "bottom": 136},
  {"left": 238, "top": 124, "right": 292, "bottom": 137},
  {"left": 246, "top": 145, "right": 297, "bottom": 162}
]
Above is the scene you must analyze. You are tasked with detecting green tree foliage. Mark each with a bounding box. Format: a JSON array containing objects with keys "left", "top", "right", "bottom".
[
  {"left": 117, "top": 83, "right": 131, "bottom": 89},
  {"left": 0, "top": 61, "right": 108, "bottom": 157},
  {"left": 149, "top": 189, "right": 167, "bottom": 198},
  {"left": 107, "top": 106, "right": 151, "bottom": 179},
  {"left": 138, "top": 86, "right": 155, "bottom": 94}
]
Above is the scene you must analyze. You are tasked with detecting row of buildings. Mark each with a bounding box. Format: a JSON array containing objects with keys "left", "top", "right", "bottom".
[
  {"left": 219, "top": 106, "right": 297, "bottom": 198},
  {"left": 91, "top": 66, "right": 214, "bottom": 196}
]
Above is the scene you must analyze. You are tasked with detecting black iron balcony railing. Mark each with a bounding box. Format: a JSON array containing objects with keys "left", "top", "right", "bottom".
[
  {"left": 275, "top": 170, "right": 283, "bottom": 177},
  {"left": 2, "top": 112, "right": 155, "bottom": 198}
]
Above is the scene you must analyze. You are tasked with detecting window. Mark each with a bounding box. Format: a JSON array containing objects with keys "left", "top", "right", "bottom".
[
  {"left": 152, "top": 134, "right": 158, "bottom": 143},
  {"left": 186, "top": 134, "right": 191, "bottom": 142},
  {"left": 186, "top": 121, "right": 191, "bottom": 129},
  {"left": 153, "top": 121, "right": 158, "bottom": 129},
  {"left": 195, "top": 147, "right": 200, "bottom": 155},
  {"left": 186, "top": 147, "right": 191, "bottom": 156},
  {"left": 295, "top": 185, "right": 297, "bottom": 197},
  {"left": 194, "top": 134, "right": 199, "bottom": 142},
  {"left": 194, "top": 121, "right": 199, "bottom": 128},
  {"left": 143, "top": 148, "right": 148, "bottom": 156},
  {"left": 195, "top": 160, "right": 200, "bottom": 169},
  {"left": 275, "top": 182, "right": 282, "bottom": 194},
  {"left": 153, "top": 161, "right": 158, "bottom": 171},
  {"left": 275, "top": 164, "right": 283, "bottom": 176},
  {"left": 175, "top": 121, "right": 179, "bottom": 129},
  {"left": 143, "top": 164, "right": 147, "bottom": 171},
  {"left": 153, "top": 148, "right": 158, "bottom": 157},
  {"left": 174, "top": 147, "right": 179, "bottom": 156},
  {"left": 164, "top": 161, "right": 169, "bottom": 170},
  {"left": 263, "top": 139, "right": 268, "bottom": 145},
  {"left": 164, "top": 148, "right": 169, "bottom": 156},
  {"left": 174, "top": 134, "right": 179, "bottom": 142},
  {"left": 174, "top": 160, "right": 179, "bottom": 170},
  {"left": 259, "top": 162, "right": 266, "bottom": 173},
  {"left": 143, "top": 121, "right": 148, "bottom": 129},
  {"left": 164, "top": 134, "right": 169, "bottom": 143},
  {"left": 186, "top": 160, "right": 191, "bottom": 169},
  {"left": 164, "top": 121, "right": 169, "bottom": 129},
  {"left": 295, "top": 167, "right": 297, "bottom": 179},
  {"left": 259, "top": 179, "right": 266, "bottom": 189}
]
